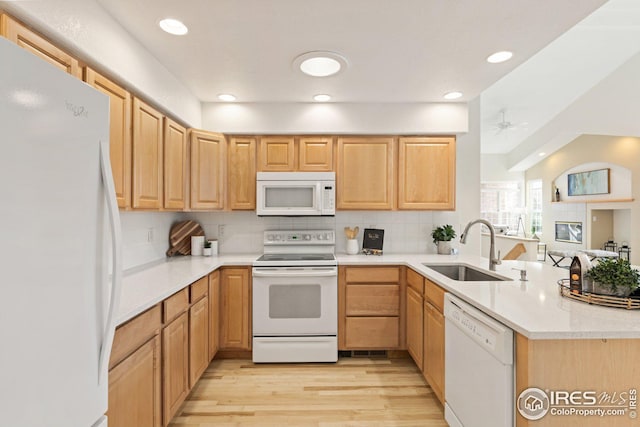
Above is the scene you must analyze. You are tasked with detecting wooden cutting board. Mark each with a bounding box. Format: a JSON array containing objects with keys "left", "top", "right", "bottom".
[{"left": 166, "top": 220, "right": 205, "bottom": 256}]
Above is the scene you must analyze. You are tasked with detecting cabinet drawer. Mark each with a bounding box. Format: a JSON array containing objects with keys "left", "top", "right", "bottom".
[
  {"left": 345, "top": 317, "right": 399, "bottom": 348},
  {"left": 346, "top": 284, "right": 399, "bottom": 316},
  {"left": 345, "top": 267, "right": 400, "bottom": 283},
  {"left": 110, "top": 304, "right": 161, "bottom": 369},
  {"left": 190, "top": 276, "right": 208, "bottom": 303},
  {"left": 425, "top": 279, "right": 446, "bottom": 313},
  {"left": 164, "top": 288, "right": 189, "bottom": 323},
  {"left": 406, "top": 268, "right": 424, "bottom": 295}
]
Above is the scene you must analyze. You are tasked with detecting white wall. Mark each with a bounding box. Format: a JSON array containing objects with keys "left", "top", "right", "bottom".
[
  {"left": 120, "top": 211, "right": 184, "bottom": 271},
  {"left": 1, "top": 0, "right": 202, "bottom": 127},
  {"left": 201, "top": 103, "right": 468, "bottom": 134},
  {"left": 481, "top": 154, "right": 525, "bottom": 182},
  {"left": 614, "top": 209, "right": 631, "bottom": 245}
]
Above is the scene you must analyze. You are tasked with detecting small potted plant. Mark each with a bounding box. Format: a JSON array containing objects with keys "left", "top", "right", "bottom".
[
  {"left": 431, "top": 224, "right": 457, "bottom": 255},
  {"left": 203, "top": 240, "right": 213, "bottom": 257},
  {"left": 585, "top": 258, "right": 639, "bottom": 297}
]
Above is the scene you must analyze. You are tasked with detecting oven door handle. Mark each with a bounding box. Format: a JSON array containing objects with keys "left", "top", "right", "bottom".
[{"left": 252, "top": 267, "right": 338, "bottom": 278}]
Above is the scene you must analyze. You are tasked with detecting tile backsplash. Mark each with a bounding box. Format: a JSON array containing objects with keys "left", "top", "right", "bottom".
[
  {"left": 120, "top": 210, "right": 472, "bottom": 270},
  {"left": 185, "top": 211, "right": 445, "bottom": 255}
]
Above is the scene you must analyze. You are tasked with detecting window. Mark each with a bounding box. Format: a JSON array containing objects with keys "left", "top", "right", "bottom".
[
  {"left": 528, "top": 180, "right": 543, "bottom": 234},
  {"left": 480, "top": 181, "right": 523, "bottom": 232}
]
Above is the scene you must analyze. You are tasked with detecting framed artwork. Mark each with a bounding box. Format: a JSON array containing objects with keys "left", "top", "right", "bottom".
[
  {"left": 555, "top": 221, "right": 582, "bottom": 244},
  {"left": 567, "top": 168, "right": 610, "bottom": 196}
]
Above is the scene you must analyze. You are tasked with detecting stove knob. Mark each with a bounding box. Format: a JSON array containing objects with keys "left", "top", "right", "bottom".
[
  {"left": 325, "top": 233, "right": 333, "bottom": 241},
  {"left": 316, "top": 233, "right": 324, "bottom": 240},
  {"left": 267, "top": 234, "right": 274, "bottom": 241},
  {"left": 304, "top": 234, "right": 311, "bottom": 240}
]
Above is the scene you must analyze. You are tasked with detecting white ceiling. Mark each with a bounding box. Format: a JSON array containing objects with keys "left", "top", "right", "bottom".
[
  {"left": 96, "top": 0, "right": 606, "bottom": 105},
  {"left": 481, "top": 0, "right": 640, "bottom": 168}
]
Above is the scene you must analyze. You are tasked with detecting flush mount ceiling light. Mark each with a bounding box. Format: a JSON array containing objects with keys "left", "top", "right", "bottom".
[
  {"left": 443, "top": 91, "right": 463, "bottom": 100},
  {"left": 293, "top": 51, "right": 347, "bottom": 77},
  {"left": 313, "top": 94, "right": 331, "bottom": 102},
  {"left": 538, "top": 152, "right": 546, "bottom": 157},
  {"left": 486, "top": 51, "right": 513, "bottom": 64},
  {"left": 159, "top": 18, "right": 188, "bottom": 35},
  {"left": 217, "top": 93, "right": 236, "bottom": 102}
]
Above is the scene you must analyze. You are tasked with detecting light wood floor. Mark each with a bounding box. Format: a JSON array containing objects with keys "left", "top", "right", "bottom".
[{"left": 169, "top": 357, "right": 447, "bottom": 426}]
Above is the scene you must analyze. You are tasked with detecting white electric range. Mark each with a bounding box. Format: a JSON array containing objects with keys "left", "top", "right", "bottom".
[{"left": 252, "top": 230, "right": 337, "bottom": 363}]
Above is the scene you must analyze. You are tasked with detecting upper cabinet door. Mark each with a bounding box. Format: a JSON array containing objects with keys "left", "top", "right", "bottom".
[
  {"left": 84, "top": 68, "right": 132, "bottom": 209},
  {"left": 398, "top": 137, "right": 456, "bottom": 210},
  {"left": 228, "top": 137, "right": 256, "bottom": 210},
  {"left": 190, "top": 130, "right": 225, "bottom": 210},
  {"left": 258, "top": 136, "right": 295, "bottom": 171},
  {"left": 298, "top": 136, "right": 333, "bottom": 171},
  {"left": 132, "top": 98, "right": 164, "bottom": 209},
  {"left": 336, "top": 137, "right": 394, "bottom": 210},
  {"left": 163, "top": 118, "right": 187, "bottom": 210},
  {"left": 1, "top": 14, "right": 81, "bottom": 78}
]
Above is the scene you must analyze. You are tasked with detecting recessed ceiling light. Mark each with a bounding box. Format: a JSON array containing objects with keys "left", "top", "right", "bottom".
[
  {"left": 487, "top": 51, "right": 513, "bottom": 64},
  {"left": 293, "top": 51, "right": 347, "bottom": 77},
  {"left": 217, "top": 93, "right": 236, "bottom": 102},
  {"left": 159, "top": 18, "right": 188, "bottom": 36},
  {"left": 538, "top": 152, "right": 546, "bottom": 157},
  {"left": 443, "top": 91, "right": 463, "bottom": 100},
  {"left": 313, "top": 94, "right": 331, "bottom": 102}
]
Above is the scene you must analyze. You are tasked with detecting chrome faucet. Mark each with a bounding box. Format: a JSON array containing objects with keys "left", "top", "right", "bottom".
[{"left": 460, "top": 219, "right": 501, "bottom": 271}]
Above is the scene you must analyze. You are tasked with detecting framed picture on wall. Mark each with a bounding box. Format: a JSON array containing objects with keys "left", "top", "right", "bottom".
[
  {"left": 567, "top": 168, "right": 610, "bottom": 196},
  {"left": 555, "top": 221, "right": 582, "bottom": 243}
]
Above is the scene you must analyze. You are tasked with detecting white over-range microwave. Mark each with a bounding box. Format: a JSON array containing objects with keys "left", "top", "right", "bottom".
[{"left": 256, "top": 172, "right": 335, "bottom": 216}]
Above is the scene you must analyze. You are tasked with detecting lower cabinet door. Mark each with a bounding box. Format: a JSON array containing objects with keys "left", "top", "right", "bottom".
[
  {"left": 189, "top": 296, "right": 209, "bottom": 387},
  {"left": 163, "top": 311, "right": 189, "bottom": 425},
  {"left": 108, "top": 335, "right": 161, "bottom": 427},
  {"left": 406, "top": 287, "right": 424, "bottom": 367},
  {"left": 423, "top": 301, "right": 445, "bottom": 404},
  {"left": 344, "top": 317, "right": 399, "bottom": 349}
]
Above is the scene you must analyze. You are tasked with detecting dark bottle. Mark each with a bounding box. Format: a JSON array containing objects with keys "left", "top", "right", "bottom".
[
  {"left": 569, "top": 256, "right": 582, "bottom": 294},
  {"left": 555, "top": 188, "right": 561, "bottom": 202}
]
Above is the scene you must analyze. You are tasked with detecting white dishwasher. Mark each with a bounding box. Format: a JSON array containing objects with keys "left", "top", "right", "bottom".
[{"left": 444, "top": 294, "right": 514, "bottom": 427}]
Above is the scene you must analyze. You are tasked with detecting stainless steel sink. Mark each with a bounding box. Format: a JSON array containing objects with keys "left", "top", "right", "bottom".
[{"left": 422, "top": 263, "right": 512, "bottom": 282}]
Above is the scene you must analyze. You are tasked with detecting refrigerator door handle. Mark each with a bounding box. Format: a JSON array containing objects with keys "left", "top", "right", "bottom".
[{"left": 97, "top": 140, "right": 123, "bottom": 385}]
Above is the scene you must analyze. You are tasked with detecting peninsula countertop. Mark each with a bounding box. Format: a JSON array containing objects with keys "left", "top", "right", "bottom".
[{"left": 117, "top": 252, "right": 640, "bottom": 340}]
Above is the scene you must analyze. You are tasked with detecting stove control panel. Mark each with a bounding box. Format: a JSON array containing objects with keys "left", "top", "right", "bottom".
[{"left": 264, "top": 230, "right": 335, "bottom": 245}]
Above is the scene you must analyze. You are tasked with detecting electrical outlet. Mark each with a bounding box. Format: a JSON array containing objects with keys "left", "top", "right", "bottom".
[
  {"left": 147, "top": 227, "right": 154, "bottom": 242},
  {"left": 218, "top": 224, "right": 226, "bottom": 238}
]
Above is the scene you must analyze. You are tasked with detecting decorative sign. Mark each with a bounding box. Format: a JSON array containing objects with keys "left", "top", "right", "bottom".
[
  {"left": 555, "top": 221, "right": 582, "bottom": 244},
  {"left": 567, "top": 168, "right": 610, "bottom": 196},
  {"left": 362, "top": 228, "right": 384, "bottom": 255}
]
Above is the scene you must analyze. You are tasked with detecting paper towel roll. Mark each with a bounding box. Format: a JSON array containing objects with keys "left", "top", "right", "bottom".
[{"left": 191, "top": 235, "right": 204, "bottom": 256}]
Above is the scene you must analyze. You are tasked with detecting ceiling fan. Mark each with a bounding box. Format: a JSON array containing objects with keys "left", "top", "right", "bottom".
[{"left": 492, "top": 109, "right": 526, "bottom": 134}]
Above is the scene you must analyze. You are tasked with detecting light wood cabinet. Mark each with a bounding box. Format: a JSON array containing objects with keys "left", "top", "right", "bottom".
[
  {"left": 258, "top": 136, "right": 296, "bottom": 171},
  {"left": 0, "top": 14, "right": 81, "bottom": 77},
  {"left": 163, "top": 118, "right": 187, "bottom": 210},
  {"left": 423, "top": 279, "right": 446, "bottom": 405},
  {"left": 219, "top": 267, "right": 251, "bottom": 350},
  {"left": 189, "top": 296, "right": 209, "bottom": 387},
  {"left": 298, "top": 136, "right": 333, "bottom": 171},
  {"left": 228, "top": 137, "right": 256, "bottom": 210},
  {"left": 108, "top": 305, "right": 162, "bottom": 427},
  {"left": 406, "top": 286, "right": 423, "bottom": 368},
  {"left": 398, "top": 136, "right": 456, "bottom": 210},
  {"left": 190, "top": 129, "right": 225, "bottom": 210},
  {"left": 257, "top": 136, "right": 333, "bottom": 172},
  {"left": 108, "top": 335, "right": 162, "bottom": 427},
  {"left": 339, "top": 266, "right": 404, "bottom": 350},
  {"left": 336, "top": 137, "right": 394, "bottom": 210},
  {"left": 132, "top": 97, "right": 164, "bottom": 209},
  {"left": 208, "top": 270, "right": 220, "bottom": 361},
  {"left": 162, "top": 311, "right": 189, "bottom": 425},
  {"left": 84, "top": 68, "right": 132, "bottom": 209}
]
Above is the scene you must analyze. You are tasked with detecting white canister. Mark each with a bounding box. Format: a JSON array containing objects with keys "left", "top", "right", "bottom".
[
  {"left": 209, "top": 240, "right": 218, "bottom": 255},
  {"left": 191, "top": 235, "right": 204, "bottom": 256},
  {"left": 346, "top": 239, "right": 359, "bottom": 255}
]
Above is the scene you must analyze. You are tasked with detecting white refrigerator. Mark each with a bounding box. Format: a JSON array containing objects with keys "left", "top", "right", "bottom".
[{"left": 0, "top": 37, "right": 122, "bottom": 427}]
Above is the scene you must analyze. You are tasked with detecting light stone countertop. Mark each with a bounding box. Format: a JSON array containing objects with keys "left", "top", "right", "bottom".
[{"left": 118, "top": 252, "right": 640, "bottom": 340}]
